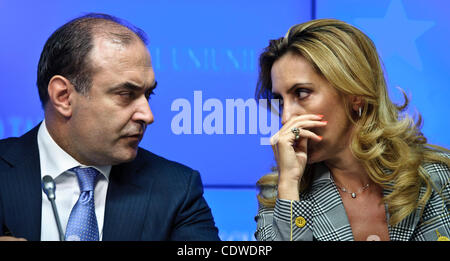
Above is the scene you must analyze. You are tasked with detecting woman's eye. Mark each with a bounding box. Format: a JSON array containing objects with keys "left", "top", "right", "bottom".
[{"left": 295, "top": 88, "right": 311, "bottom": 99}]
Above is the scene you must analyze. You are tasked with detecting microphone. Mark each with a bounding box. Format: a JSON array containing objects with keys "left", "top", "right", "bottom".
[{"left": 42, "top": 175, "right": 65, "bottom": 241}]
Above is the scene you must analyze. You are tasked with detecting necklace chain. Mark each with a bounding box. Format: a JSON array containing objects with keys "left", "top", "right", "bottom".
[{"left": 337, "top": 183, "right": 370, "bottom": 199}]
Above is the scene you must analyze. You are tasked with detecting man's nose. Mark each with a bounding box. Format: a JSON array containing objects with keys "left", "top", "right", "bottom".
[{"left": 133, "top": 96, "right": 154, "bottom": 126}]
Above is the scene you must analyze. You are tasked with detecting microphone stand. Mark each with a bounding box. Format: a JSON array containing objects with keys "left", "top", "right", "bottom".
[{"left": 42, "top": 175, "right": 65, "bottom": 241}]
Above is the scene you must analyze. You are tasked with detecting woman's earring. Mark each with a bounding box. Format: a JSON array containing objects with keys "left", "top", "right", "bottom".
[{"left": 358, "top": 107, "right": 362, "bottom": 118}]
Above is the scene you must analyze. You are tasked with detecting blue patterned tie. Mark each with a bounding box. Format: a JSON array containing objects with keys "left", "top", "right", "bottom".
[{"left": 65, "top": 167, "right": 100, "bottom": 241}]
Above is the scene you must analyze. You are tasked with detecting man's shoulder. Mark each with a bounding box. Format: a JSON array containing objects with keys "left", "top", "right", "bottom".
[
  {"left": 0, "top": 136, "right": 27, "bottom": 164},
  {"left": 136, "top": 148, "right": 194, "bottom": 170},
  {"left": 133, "top": 147, "right": 199, "bottom": 181},
  {"left": 0, "top": 125, "right": 40, "bottom": 163},
  {"left": 0, "top": 136, "right": 21, "bottom": 150}
]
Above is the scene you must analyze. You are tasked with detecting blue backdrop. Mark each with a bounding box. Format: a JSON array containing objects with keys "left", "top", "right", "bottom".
[{"left": 0, "top": 0, "right": 448, "bottom": 240}]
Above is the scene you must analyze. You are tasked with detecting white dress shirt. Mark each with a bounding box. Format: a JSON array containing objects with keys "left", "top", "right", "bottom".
[{"left": 38, "top": 120, "right": 111, "bottom": 241}]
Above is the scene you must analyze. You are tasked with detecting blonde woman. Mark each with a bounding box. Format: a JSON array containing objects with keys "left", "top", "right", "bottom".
[{"left": 254, "top": 19, "right": 450, "bottom": 241}]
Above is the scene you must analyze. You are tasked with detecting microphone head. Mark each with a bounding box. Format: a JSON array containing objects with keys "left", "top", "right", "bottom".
[{"left": 42, "top": 175, "right": 56, "bottom": 200}]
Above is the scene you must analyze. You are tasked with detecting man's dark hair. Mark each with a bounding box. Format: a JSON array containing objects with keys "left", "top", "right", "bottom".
[{"left": 36, "top": 13, "right": 148, "bottom": 107}]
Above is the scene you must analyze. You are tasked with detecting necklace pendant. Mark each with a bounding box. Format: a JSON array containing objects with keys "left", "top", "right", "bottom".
[{"left": 351, "top": 192, "right": 356, "bottom": 198}]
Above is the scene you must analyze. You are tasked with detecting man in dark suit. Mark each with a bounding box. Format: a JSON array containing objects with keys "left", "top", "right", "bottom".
[{"left": 0, "top": 13, "right": 219, "bottom": 241}]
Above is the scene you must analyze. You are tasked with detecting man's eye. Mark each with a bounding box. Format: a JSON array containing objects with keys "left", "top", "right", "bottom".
[{"left": 119, "top": 91, "right": 133, "bottom": 97}]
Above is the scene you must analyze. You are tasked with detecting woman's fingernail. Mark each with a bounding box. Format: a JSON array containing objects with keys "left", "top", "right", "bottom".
[
  {"left": 318, "top": 136, "right": 323, "bottom": 140},
  {"left": 321, "top": 121, "right": 328, "bottom": 124},
  {"left": 317, "top": 114, "right": 324, "bottom": 118}
]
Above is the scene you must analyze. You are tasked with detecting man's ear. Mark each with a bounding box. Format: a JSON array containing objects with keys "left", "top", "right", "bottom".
[{"left": 47, "top": 75, "right": 75, "bottom": 118}]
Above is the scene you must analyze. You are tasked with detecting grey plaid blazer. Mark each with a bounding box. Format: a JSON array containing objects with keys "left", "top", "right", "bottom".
[{"left": 255, "top": 160, "right": 450, "bottom": 241}]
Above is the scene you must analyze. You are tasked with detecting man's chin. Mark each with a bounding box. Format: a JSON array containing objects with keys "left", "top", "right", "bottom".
[{"left": 110, "top": 148, "right": 139, "bottom": 165}]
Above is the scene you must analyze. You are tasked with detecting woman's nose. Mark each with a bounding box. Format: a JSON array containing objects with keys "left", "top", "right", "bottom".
[{"left": 281, "top": 101, "right": 304, "bottom": 125}]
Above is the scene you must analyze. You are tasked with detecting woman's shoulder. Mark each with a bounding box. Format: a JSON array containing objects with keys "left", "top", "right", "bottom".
[{"left": 422, "top": 151, "right": 450, "bottom": 191}]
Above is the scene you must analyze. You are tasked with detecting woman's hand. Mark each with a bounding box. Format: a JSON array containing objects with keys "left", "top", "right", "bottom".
[{"left": 270, "top": 114, "right": 326, "bottom": 200}]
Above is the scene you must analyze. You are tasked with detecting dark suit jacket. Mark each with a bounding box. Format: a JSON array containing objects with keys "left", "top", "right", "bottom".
[{"left": 0, "top": 124, "right": 220, "bottom": 241}]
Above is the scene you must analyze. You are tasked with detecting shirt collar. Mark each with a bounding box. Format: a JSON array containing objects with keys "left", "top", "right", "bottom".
[{"left": 37, "top": 120, "right": 111, "bottom": 181}]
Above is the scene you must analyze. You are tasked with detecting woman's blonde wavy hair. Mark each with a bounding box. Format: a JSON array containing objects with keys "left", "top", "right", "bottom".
[{"left": 255, "top": 18, "right": 450, "bottom": 226}]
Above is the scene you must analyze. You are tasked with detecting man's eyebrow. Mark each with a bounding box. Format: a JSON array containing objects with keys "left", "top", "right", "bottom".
[
  {"left": 111, "top": 80, "right": 157, "bottom": 92},
  {"left": 109, "top": 82, "right": 141, "bottom": 92}
]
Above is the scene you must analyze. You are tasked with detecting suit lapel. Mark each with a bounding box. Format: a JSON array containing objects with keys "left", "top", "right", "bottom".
[
  {"left": 1, "top": 125, "right": 42, "bottom": 240},
  {"left": 102, "top": 155, "right": 154, "bottom": 241}
]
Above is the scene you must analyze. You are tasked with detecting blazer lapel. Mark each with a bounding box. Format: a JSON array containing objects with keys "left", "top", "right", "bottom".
[
  {"left": 309, "top": 164, "right": 354, "bottom": 241},
  {"left": 1, "top": 125, "right": 42, "bottom": 241},
  {"left": 384, "top": 185, "right": 424, "bottom": 241},
  {"left": 102, "top": 156, "right": 154, "bottom": 241}
]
